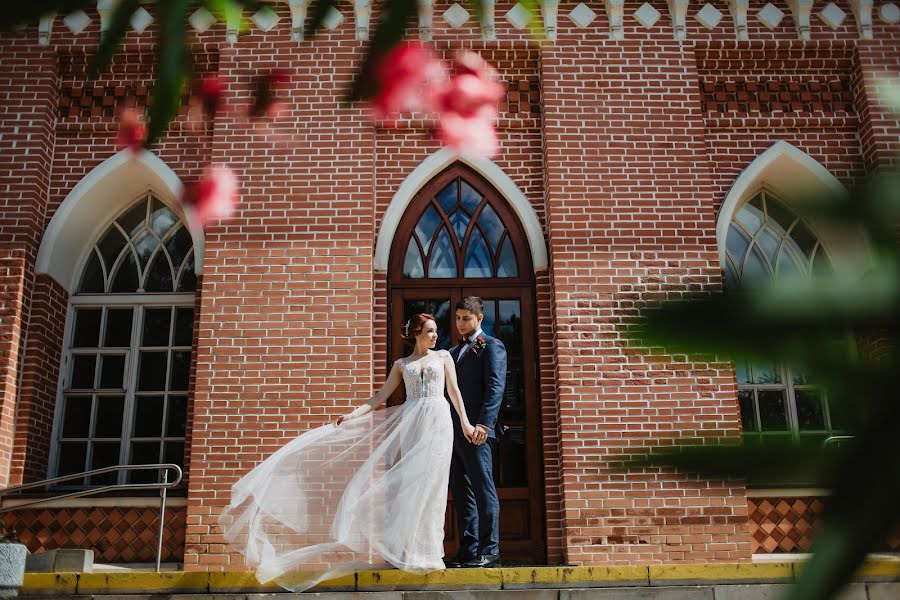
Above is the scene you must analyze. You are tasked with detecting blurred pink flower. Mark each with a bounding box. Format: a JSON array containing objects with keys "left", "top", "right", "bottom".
[
  {"left": 370, "top": 42, "right": 444, "bottom": 122},
  {"left": 116, "top": 107, "right": 146, "bottom": 155},
  {"left": 433, "top": 52, "right": 504, "bottom": 157},
  {"left": 435, "top": 106, "right": 499, "bottom": 158},
  {"left": 198, "top": 74, "right": 224, "bottom": 118},
  {"left": 250, "top": 70, "right": 290, "bottom": 119},
  {"left": 182, "top": 165, "right": 238, "bottom": 228}
]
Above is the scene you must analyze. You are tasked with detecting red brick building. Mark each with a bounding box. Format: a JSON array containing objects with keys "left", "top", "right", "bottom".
[{"left": 0, "top": 0, "right": 898, "bottom": 569}]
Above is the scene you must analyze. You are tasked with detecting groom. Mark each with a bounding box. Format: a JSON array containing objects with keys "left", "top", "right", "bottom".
[{"left": 446, "top": 296, "right": 507, "bottom": 568}]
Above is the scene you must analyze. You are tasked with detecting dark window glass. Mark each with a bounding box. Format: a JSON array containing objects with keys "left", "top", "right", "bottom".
[
  {"left": 138, "top": 352, "right": 168, "bottom": 391},
  {"left": 758, "top": 390, "right": 788, "bottom": 431},
  {"left": 97, "top": 226, "right": 128, "bottom": 274},
  {"left": 738, "top": 390, "right": 757, "bottom": 432},
  {"left": 116, "top": 200, "right": 146, "bottom": 238},
  {"left": 98, "top": 354, "right": 126, "bottom": 389},
  {"left": 129, "top": 442, "right": 161, "bottom": 483},
  {"left": 62, "top": 396, "right": 92, "bottom": 438},
  {"left": 79, "top": 250, "right": 106, "bottom": 294},
  {"left": 173, "top": 308, "right": 194, "bottom": 347},
  {"left": 57, "top": 442, "right": 87, "bottom": 477},
  {"left": 110, "top": 250, "right": 140, "bottom": 293},
  {"left": 133, "top": 396, "right": 165, "bottom": 438},
  {"left": 177, "top": 254, "right": 197, "bottom": 292},
  {"left": 145, "top": 251, "right": 174, "bottom": 292},
  {"left": 70, "top": 355, "right": 97, "bottom": 389},
  {"left": 104, "top": 308, "right": 133, "bottom": 347},
  {"left": 88, "top": 442, "right": 121, "bottom": 485},
  {"left": 73, "top": 308, "right": 102, "bottom": 348},
  {"left": 166, "top": 395, "right": 187, "bottom": 437},
  {"left": 169, "top": 350, "right": 191, "bottom": 391},
  {"left": 94, "top": 396, "right": 125, "bottom": 438},
  {"left": 143, "top": 308, "right": 171, "bottom": 346}
]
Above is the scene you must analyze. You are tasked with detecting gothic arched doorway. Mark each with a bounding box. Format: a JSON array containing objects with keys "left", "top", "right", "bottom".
[{"left": 388, "top": 162, "right": 545, "bottom": 563}]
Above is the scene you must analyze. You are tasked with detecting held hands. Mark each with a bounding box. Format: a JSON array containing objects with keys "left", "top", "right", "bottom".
[
  {"left": 462, "top": 422, "right": 477, "bottom": 443},
  {"left": 471, "top": 424, "right": 490, "bottom": 446}
]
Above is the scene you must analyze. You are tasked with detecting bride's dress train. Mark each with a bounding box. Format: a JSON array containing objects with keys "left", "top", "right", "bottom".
[{"left": 220, "top": 350, "right": 454, "bottom": 591}]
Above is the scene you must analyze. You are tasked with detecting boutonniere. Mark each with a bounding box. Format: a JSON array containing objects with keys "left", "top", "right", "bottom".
[{"left": 471, "top": 337, "right": 487, "bottom": 355}]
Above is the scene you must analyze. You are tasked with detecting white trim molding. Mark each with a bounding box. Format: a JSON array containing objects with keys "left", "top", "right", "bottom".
[
  {"left": 716, "top": 141, "right": 869, "bottom": 278},
  {"left": 374, "top": 149, "right": 548, "bottom": 273},
  {"left": 36, "top": 150, "right": 204, "bottom": 293}
]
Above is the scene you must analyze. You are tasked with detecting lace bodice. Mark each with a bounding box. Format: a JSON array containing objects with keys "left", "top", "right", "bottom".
[{"left": 397, "top": 350, "right": 450, "bottom": 401}]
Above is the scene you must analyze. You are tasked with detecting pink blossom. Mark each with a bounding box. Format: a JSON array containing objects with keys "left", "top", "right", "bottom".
[
  {"left": 433, "top": 52, "right": 504, "bottom": 157},
  {"left": 182, "top": 165, "right": 238, "bottom": 228},
  {"left": 198, "top": 74, "right": 224, "bottom": 118},
  {"left": 250, "top": 70, "right": 290, "bottom": 119},
  {"left": 435, "top": 105, "right": 499, "bottom": 158},
  {"left": 370, "top": 42, "right": 444, "bottom": 122},
  {"left": 116, "top": 107, "right": 146, "bottom": 155}
]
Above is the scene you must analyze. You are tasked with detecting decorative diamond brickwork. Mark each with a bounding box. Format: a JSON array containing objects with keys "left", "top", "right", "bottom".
[
  {"left": 56, "top": 51, "right": 218, "bottom": 120},
  {"left": 2, "top": 506, "right": 186, "bottom": 563},
  {"left": 748, "top": 497, "right": 900, "bottom": 553},
  {"left": 700, "top": 78, "right": 855, "bottom": 114},
  {"left": 502, "top": 79, "right": 542, "bottom": 118}
]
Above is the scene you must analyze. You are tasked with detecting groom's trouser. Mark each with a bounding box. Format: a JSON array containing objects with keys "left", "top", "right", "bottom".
[{"left": 449, "top": 434, "right": 500, "bottom": 557}]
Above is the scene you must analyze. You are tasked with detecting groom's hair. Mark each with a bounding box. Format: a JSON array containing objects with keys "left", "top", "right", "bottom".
[{"left": 456, "top": 296, "right": 483, "bottom": 316}]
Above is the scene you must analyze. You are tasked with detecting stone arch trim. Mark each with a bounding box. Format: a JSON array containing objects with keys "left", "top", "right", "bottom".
[
  {"left": 36, "top": 150, "right": 203, "bottom": 292},
  {"left": 716, "top": 140, "right": 868, "bottom": 277}
]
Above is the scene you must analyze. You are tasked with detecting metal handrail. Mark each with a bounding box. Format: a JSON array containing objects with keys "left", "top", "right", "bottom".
[
  {"left": 823, "top": 435, "right": 855, "bottom": 448},
  {"left": 0, "top": 464, "right": 183, "bottom": 572}
]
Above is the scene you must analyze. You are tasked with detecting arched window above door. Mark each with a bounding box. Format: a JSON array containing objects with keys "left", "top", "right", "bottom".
[{"left": 397, "top": 168, "right": 528, "bottom": 281}]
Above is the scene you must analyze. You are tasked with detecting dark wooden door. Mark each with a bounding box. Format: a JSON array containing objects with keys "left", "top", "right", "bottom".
[{"left": 388, "top": 163, "right": 545, "bottom": 563}]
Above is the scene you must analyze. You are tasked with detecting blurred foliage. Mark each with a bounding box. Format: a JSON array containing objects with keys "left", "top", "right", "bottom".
[{"left": 629, "top": 170, "right": 900, "bottom": 600}]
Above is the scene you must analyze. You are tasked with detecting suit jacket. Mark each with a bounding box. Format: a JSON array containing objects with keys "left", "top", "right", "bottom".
[{"left": 449, "top": 333, "right": 508, "bottom": 439}]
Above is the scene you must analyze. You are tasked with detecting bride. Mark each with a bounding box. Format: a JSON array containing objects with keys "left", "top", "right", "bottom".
[{"left": 220, "top": 313, "right": 477, "bottom": 591}]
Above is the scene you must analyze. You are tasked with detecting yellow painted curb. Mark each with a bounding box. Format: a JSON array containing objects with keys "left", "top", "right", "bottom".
[
  {"left": 357, "top": 567, "right": 503, "bottom": 590},
  {"left": 76, "top": 572, "right": 210, "bottom": 594},
  {"left": 503, "top": 566, "right": 649, "bottom": 588},
  {"left": 649, "top": 562, "right": 795, "bottom": 585},
  {"left": 19, "top": 561, "right": 900, "bottom": 594},
  {"left": 20, "top": 573, "right": 78, "bottom": 595}
]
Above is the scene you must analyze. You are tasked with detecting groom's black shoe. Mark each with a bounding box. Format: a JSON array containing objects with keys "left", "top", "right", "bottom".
[
  {"left": 445, "top": 553, "right": 475, "bottom": 568},
  {"left": 463, "top": 554, "right": 500, "bottom": 568}
]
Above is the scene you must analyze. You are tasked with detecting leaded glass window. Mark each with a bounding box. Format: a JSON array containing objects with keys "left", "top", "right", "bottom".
[
  {"left": 402, "top": 177, "right": 519, "bottom": 279},
  {"left": 54, "top": 194, "right": 195, "bottom": 486},
  {"left": 725, "top": 190, "right": 845, "bottom": 447}
]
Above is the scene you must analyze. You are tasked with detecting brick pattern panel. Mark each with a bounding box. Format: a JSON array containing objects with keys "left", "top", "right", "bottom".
[
  {"left": 701, "top": 79, "right": 854, "bottom": 114},
  {"left": 749, "top": 497, "right": 900, "bottom": 553},
  {"left": 3, "top": 506, "right": 186, "bottom": 563}
]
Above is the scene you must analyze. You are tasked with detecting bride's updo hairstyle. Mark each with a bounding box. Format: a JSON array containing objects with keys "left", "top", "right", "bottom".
[{"left": 402, "top": 313, "right": 436, "bottom": 343}]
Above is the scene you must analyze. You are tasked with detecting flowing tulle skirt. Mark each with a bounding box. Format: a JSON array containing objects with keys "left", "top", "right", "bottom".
[{"left": 219, "top": 395, "right": 453, "bottom": 591}]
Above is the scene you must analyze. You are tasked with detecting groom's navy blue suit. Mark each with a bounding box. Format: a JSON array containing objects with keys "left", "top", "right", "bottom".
[{"left": 448, "top": 332, "right": 507, "bottom": 560}]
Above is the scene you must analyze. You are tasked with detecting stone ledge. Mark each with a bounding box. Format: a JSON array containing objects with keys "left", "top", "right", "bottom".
[{"left": 18, "top": 560, "right": 900, "bottom": 595}]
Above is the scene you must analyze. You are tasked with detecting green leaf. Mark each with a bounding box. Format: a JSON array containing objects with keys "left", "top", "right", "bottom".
[
  {"left": 629, "top": 440, "right": 835, "bottom": 486},
  {"left": 147, "top": 0, "right": 190, "bottom": 146},
  {"left": 90, "top": 0, "right": 142, "bottom": 76},
  {"left": 305, "top": 0, "right": 341, "bottom": 39},
  {"left": 348, "top": 0, "right": 418, "bottom": 103}
]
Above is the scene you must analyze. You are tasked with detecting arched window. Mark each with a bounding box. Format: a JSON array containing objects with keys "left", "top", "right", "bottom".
[
  {"left": 724, "top": 190, "right": 832, "bottom": 288},
  {"left": 725, "top": 190, "right": 847, "bottom": 447},
  {"left": 52, "top": 193, "right": 195, "bottom": 486},
  {"left": 401, "top": 177, "right": 521, "bottom": 279}
]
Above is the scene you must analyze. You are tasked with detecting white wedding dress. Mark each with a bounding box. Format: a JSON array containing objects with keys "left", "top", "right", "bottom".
[{"left": 220, "top": 350, "right": 454, "bottom": 591}]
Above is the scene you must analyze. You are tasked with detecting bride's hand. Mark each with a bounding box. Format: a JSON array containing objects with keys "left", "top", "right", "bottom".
[
  {"left": 335, "top": 411, "right": 354, "bottom": 426},
  {"left": 463, "top": 422, "right": 476, "bottom": 443}
]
